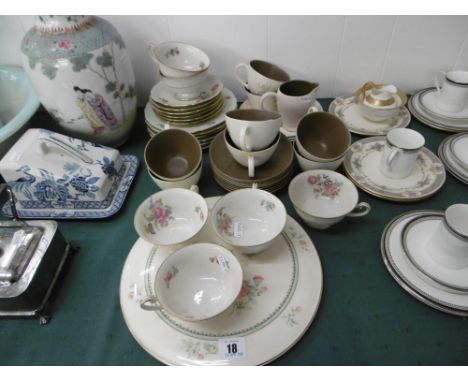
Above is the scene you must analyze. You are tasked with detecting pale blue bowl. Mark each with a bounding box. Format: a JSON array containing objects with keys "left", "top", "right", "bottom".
[{"left": 0, "top": 65, "right": 40, "bottom": 157}]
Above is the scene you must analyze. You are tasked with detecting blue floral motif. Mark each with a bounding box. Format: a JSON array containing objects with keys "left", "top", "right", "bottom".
[
  {"left": 33, "top": 169, "right": 70, "bottom": 205},
  {"left": 70, "top": 175, "right": 100, "bottom": 199},
  {"left": 97, "top": 156, "right": 118, "bottom": 178},
  {"left": 64, "top": 162, "right": 80, "bottom": 174}
]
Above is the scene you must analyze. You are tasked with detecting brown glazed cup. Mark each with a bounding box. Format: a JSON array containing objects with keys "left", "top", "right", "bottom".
[
  {"left": 296, "top": 112, "right": 351, "bottom": 161},
  {"left": 144, "top": 129, "right": 202, "bottom": 181}
]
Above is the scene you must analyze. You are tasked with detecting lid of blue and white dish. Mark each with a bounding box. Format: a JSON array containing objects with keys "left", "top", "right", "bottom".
[{"left": 0, "top": 129, "right": 123, "bottom": 205}]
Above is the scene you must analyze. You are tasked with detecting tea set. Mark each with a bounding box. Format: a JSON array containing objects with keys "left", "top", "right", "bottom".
[{"left": 1, "top": 38, "right": 468, "bottom": 365}]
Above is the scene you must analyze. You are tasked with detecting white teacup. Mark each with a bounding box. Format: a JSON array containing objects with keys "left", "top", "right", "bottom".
[
  {"left": 140, "top": 243, "right": 243, "bottom": 321},
  {"left": 288, "top": 170, "right": 371, "bottom": 230},
  {"left": 260, "top": 80, "right": 320, "bottom": 132},
  {"left": 379, "top": 128, "right": 425, "bottom": 179},
  {"left": 427, "top": 204, "right": 468, "bottom": 269},
  {"left": 225, "top": 130, "right": 280, "bottom": 178},
  {"left": 225, "top": 109, "right": 282, "bottom": 152},
  {"left": 435, "top": 70, "right": 468, "bottom": 113},
  {"left": 234, "top": 59, "right": 290, "bottom": 94},
  {"left": 245, "top": 87, "right": 277, "bottom": 110}
]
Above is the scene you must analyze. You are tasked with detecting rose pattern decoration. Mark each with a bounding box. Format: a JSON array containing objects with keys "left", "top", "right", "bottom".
[
  {"left": 216, "top": 207, "right": 234, "bottom": 236},
  {"left": 194, "top": 206, "right": 204, "bottom": 221},
  {"left": 144, "top": 198, "right": 174, "bottom": 235},
  {"left": 231, "top": 275, "right": 267, "bottom": 314},
  {"left": 307, "top": 173, "right": 342, "bottom": 199},
  {"left": 163, "top": 265, "right": 179, "bottom": 288}
]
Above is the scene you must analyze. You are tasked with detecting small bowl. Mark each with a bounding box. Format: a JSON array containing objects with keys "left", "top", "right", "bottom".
[
  {"left": 211, "top": 188, "right": 287, "bottom": 254},
  {"left": 360, "top": 101, "right": 402, "bottom": 122},
  {"left": 293, "top": 142, "right": 344, "bottom": 171},
  {"left": 148, "top": 162, "right": 202, "bottom": 190},
  {"left": 140, "top": 243, "right": 243, "bottom": 321},
  {"left": 289, "top": 170, "right": 370, "bottom": 230},
  {"left": 149, "top": 42, "right": 210, "bottom": 78},
  {"left": 0, "top": 66, "right": 40, "bottom": 157},
  {"left": 144, "top": 129, "right": 202, "bottom": 181},
  {"left": 134, "top": 188, "right": 208, "bottom": 246},
  {"left": 296, "top": 112, "right": 351, "bottom": 162}
]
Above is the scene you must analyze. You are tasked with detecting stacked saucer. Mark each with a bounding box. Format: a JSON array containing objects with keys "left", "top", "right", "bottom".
[
  {"left": 209, "top": 130, "right": 294, "bottom": 192},
  {"left": 409, "top": 87, "right": 468, "bottom": 132},
  {"left": 381, "top": 205, "right": 468, "bottom": 316},
  {"left": 438, "top": 132, "right": 468, "bottom": 185}
]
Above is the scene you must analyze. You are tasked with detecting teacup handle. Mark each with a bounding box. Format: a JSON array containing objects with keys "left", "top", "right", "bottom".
[
  {"left": 148, "top": 43, "right": 160, "bottom": 64},
  {"left": 248, "top": 155, "right": 255, "bottom": 178},
  {"left": 435, "top": 70, "right": 446, "bottom": 96},
  {"left": 239, "top": 125, "right": 252, "bottom": 151},
  {"left": 234, "top": 63, "right": 249, "bottom": 88},
  {"left": 347, "top": 202, "right": 371, "bottom": 218},
  {"left": 189, "top": 184, "right": 199, "bottom": 193},
  {"left": 260, "top": 92, "right": 277, "bottom": 111},
  {"left": 386, "top": 148, "right": 401, "bottom": 171},
  {"left": 140, "top": 296, "right": 162, "bottom": 311}
]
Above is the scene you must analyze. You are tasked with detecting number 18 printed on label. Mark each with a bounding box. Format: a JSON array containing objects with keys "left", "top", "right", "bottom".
[{"left": 218, "top": 337, "right": 247, "bottom": 359}]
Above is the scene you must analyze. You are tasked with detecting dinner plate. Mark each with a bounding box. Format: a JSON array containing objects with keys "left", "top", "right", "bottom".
[
  {"left": 145, "top": 89, "right": 236, "bottom": 133},
  {"left": 419, "top": 88, "right": 468, "bottom": 120},
  {"left": 401, "top": 214, "right": 468, "bottom": 291},
  {"left": 438, "top": 134, "right": 468, "bottom": 185},
  {"left": 2, "top": 155, "right": 139, "bottom": 219},
  {"left": 120, "top": 197, "right": 323, "bottom": 365},
  {"left": 343, "top": 136, "right": 446, "bottom": 202},
  {"left": 449, "top": 133, "right": 468, "bottom": 171},
  {"left": 329, "top": 95, "right": 411, "bottom": 136},
  {"left": 381, "top": 210, "right": 468, "bottom": 316}
]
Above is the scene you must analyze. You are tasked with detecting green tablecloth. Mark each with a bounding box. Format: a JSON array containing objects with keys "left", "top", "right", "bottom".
[{"left": 1, "top": 99, "right": 467, "bottom": 366}]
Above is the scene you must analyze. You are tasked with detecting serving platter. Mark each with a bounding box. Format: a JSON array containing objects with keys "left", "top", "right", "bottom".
[{"left": 120, "top": 197, "right": 323, "bottom": 365}]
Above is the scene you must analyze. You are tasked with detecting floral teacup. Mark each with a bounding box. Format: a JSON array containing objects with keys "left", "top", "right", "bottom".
[
  {"left": 288, "top": 170, "right": 371, "bottom": 229},
  {"left": 134, "top": 186, "right": 208, "bottom": 247}
]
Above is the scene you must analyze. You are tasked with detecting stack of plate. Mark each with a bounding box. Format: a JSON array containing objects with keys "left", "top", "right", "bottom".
[
  {"left": 209, "top": 131, "right": 295, "bottom": 192},
  {"left": 381, "top": 210, "right": 468, "bottom": 317},
  {"left": 408, "top": 87, "right": 468, "bottom": 132},
  {"left": 145, "top": 88, "right": 237, "bottom": 150},
  {"left": 438, "top": 132, "right": 468, "bottom": 185}
]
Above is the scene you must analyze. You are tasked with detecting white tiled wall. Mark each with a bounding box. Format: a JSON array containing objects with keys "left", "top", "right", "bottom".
[{"left": 2, "top": 15, "right": 468, "bottom": 105}]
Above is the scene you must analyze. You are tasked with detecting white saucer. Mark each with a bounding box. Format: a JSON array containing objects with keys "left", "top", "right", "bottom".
[
  {"left": 402, "top": 214, "right": 468, "bottom": 291},
  {"left": 409, "top": 88, "right": 468, "bottom": 133},
  {"left": 343, "top": 136, "right": 446, "bottom": 202},
  {"left": 150, "top": 74, "right": 223, "bottom": 108},
  {"left": 239, "top": 99, "right": 323, "bottom": 140},
  {"left": 329, "top": 96, "right": 411, "bottom": 136},
  {"left": 381, "top": 210, "right": 468, "bottom": 316},
  {"left": 438, "top": 134, "right": 468, "bottom": 185},
  {"left": 120, "top": 197, "right": 323, "bottom": 365},
  {"left": 419, "top": 88, "right": 468, "bottom": 120},
  {"left": 146, "top": 88, "right": 236, "bottom": 133},
  {"left": 450, "top": 133, "right": 468, "bottom": 171}
]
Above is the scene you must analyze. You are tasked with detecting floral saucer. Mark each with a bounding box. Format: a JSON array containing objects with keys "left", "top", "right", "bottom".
[
  {"left": 343, "top": 136, "right": 446, "bottom": 202},
  {"left": 2, "top": 155, "right": 138, "bottom": 219},
  {"left": 239, "top": 100, "right": 323, "bottom": 141},
  {"left": 120, "top": 197, "right": 323, "bottom": 365},
  {"left": 328, "top": 95, "right": 411, "bottom": 136},
  {"left": 381, "top": 210, "right": 468, "bottom": 316},
  {"left": 402, "top": 214, "right": 468, "bottom": 292}
]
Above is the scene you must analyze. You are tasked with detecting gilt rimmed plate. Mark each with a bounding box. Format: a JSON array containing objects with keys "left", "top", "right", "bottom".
[
  {"left": 409, "top": 88, "right": 468, "bottom": 133},
  {"left": 150, "top": 74, "right": 223, "bottom": 108},
  {"left": 120, "top": 197, "right": 323, "bottom": 365},
  {"left": 381, "top": 210, "right": 468, "bottom": 316},
  {"left": 145, "top": 89, "right": 236, "bottom": 133},
  {"left": 2, "top": 155, "right": 139, "bottom": 219},
  {"left": 329, "top": 95, "right": 411, "bottom": 136},
  {"left": 343, "top": 136, "right": 446, "bottom": 202}
]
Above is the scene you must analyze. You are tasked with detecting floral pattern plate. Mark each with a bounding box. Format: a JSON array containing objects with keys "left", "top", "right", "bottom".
[
  {"left": 329, "top": 96, "right": 411, "bottom": 136},
  {"left": 343, "top": 137, "right": 446, "bottom": 202},
  {"left": 381, "top": 210, "right": 468, "bottom": 316},
  {"left": 120, "top": 197, "right": 323, "bottom": 365},
  {"left": 2, "top": 155, "right": 138, "bottom": 219}
]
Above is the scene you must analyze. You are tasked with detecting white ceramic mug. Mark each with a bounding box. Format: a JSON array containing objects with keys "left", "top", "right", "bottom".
[
  {"left": 435, "top": 70, "right": 468, "bottom": 113},
  {"left": 379, "top": 128, "right": 425, "bottom": 179},
  {"left": 260, "top": 80, "right": 320, "bottom": 132},
  {"left": 225, "top": 130, "right": 280, "bottom": 178},
  {"left": 234, "top": 60, "right": 290, "bottom": 94},
  {"left": 427, "top": 204, "right": 468, "bottom": 269},
  {"left": 225, "top": 109, "right": 282, "bottom": 152},
  {"left": 245, "top": 87, "right": 277, "bottom": 110}
]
